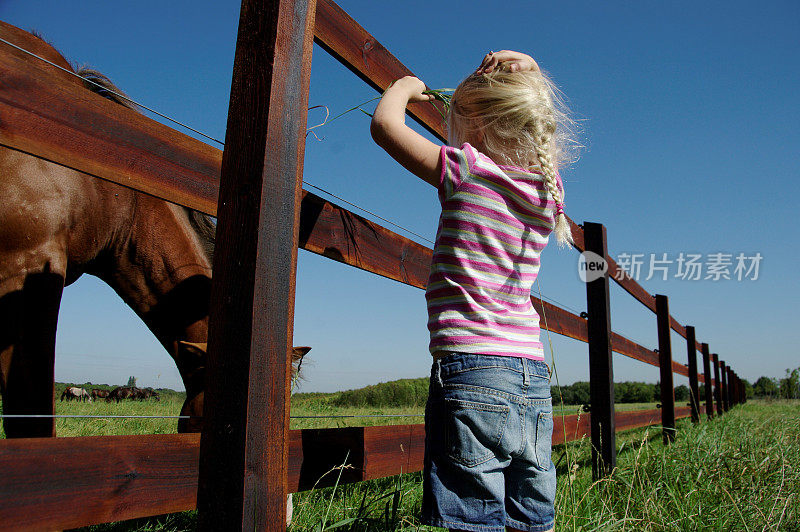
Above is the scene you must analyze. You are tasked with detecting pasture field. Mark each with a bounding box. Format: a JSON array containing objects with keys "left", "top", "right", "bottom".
[
  {"left": 284, "top": 400, "right": 800, "bottom": 531},
  {"left": 2, "top": 396, "right": 798, "bottom": 530},
  {"left": 0, "top": 391, "right": 658, "bottom": 436}
]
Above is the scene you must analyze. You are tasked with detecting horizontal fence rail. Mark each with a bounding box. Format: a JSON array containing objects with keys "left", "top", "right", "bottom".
[{"left": 0, "top": 409, "right": 691, "bottom": 530}]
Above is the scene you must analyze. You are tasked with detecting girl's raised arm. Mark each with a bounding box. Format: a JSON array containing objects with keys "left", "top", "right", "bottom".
[{"left": 370, "top": 76, "right": 442, "bottom": 187}]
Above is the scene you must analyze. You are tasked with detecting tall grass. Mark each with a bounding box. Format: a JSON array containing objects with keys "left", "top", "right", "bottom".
[
  {"left": 556, "top": 399, "right": 800, "bottom": 530},
  {"left": 299, "top": 377, "right": 666, "bottom": 412},
  {"left": 0, "top": 378, "right": 661, "bottom": 437},
  {"left": 0, "top": 393, "right": 185, "bottom": 438},
  {"left": 289, "top": 400, "right": 800, "bottom": 531}
]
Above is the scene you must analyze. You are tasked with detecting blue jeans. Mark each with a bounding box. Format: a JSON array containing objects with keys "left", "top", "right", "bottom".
[{"left": 422, "top": 353, "right": 556, "bottom": 532}]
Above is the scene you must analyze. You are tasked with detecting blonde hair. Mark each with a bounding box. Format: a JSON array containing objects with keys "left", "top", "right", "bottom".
[{"left": 446, "top": 67, "right": 578, "bottom": 246}]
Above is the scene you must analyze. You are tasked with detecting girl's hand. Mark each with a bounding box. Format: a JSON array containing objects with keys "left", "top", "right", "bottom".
[
  {"left": 476, "top": 50, "right": 540, "bottom": 74},
  {"left": 386, "top": 76, "right": 433, "bottom": 103}
]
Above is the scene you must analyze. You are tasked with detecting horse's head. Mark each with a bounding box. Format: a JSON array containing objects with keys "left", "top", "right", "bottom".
[
  {"left": 176, "top": 341, "right": 312, "bottom": 433},
  {"left": 178, "top": 342, "right": 311, "bottom": 381}
]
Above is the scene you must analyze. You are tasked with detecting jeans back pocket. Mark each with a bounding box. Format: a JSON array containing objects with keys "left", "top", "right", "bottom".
[{"left": 444, "top": 397, "right": 510, "bottom": 467}]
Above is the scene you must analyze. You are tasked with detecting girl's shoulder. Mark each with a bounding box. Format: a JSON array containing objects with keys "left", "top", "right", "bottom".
[{"left": 443, "top": 143, "right": 552, "bottom": 199}]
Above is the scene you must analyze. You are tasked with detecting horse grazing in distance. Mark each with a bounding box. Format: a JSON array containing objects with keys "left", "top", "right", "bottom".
[
  {"left": 60, "top": 387, "right": 92, "bottom": 402},
  {"left": 139, "top": 388, "right": 160, "bottom": 401},
  {"left": 107, "top": 386, "right": 138, "bottom": 403},
  {"left": 107, "top": 386, "right": 159, "bottom": 402},
  {"left": 0, "top": 21, "right": 215, "bottom": 438},
  {"left": 90, "top": 389, "right": 110, "bottom": 401}
]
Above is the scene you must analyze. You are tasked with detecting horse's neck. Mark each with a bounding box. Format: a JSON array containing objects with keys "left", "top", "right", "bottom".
[{"left": 100, "top": 197, "right": 212, "bottom": 352}]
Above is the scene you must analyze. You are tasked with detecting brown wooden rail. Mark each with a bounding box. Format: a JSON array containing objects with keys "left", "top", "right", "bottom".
[{"left": 0, "top": 408, "right": 689, "bottom": 531}]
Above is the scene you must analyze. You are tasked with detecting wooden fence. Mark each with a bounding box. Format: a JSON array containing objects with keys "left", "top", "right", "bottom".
[{"left": 0, "top": 0, "right": 747, "bottom": 529}]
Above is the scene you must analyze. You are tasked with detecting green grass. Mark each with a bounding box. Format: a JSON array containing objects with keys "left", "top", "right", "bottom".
[
  {"left": 4, "top": 394, "right": 798, "bottom": 531},
  {"left": 558, "top": 399, "right": 800, "bottom": 530},
  {"left": 0, "top": 392, "right": 656, "bottom": 436},
  {"left": 0, "top": 392, "right": 185, "bottom": 438},
  {"left": 290, "top": 400, "right": 800, "bottom": 531}
]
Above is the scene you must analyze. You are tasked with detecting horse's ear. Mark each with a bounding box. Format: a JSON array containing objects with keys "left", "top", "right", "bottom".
[
  {"left": 292, "top": 346, "right": 312, "bottom": 358},
  {"left": 179, "top": 341, "right": 208, "bottom": 355}
]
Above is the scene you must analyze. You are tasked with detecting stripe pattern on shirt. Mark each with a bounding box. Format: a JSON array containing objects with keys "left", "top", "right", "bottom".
[{"left": 426, "top": 143, "right": 557, "bottom": 360}]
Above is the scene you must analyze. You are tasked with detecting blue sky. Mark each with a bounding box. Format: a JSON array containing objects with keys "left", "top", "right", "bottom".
[{"left": 1, "top": 0, "right": 798, "bottom": 392}]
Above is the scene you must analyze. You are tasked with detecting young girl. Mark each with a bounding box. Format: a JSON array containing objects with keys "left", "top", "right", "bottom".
[{"left": 371, "top": 50, "right": 574, "bottom": 532}]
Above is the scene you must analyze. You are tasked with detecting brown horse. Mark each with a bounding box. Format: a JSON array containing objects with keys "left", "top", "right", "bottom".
[
  {"left": 90, "top": 388, "right": 110, "bottom": 401},
  {"left": 107, "top": 386, "right": 139, "bottom": 403},
  {"left": 0, "top": 22, "right": 307, "bottom": 437}
]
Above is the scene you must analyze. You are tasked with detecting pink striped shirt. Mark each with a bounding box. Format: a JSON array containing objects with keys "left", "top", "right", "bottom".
[{"left": 426, "top": 143, "right": 560, "bottom": 360}]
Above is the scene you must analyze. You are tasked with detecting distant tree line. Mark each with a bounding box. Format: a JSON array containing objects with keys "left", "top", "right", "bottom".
[
  {"left": 553, "top": 381, "right": 692, "bottom": 406},
  {"left": 748, "top": 367, "right": 800, "bottom": 399},
  {"left": 333, "top": 378, "right": 429, "bottom": 408},
  {"left": 318, "top": 366, "right": 800, "bottom": 409},
  {"left": 331, "top": 378, "right": 696, "bottom": 408}
]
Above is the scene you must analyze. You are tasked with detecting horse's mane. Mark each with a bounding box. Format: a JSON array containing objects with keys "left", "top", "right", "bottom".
[
  {"left": 188, "top": 210, "right": 216, "bottom": 263},
  {"left": 76, "top": 67, "right": 139, "bottom": 111},
  {"left": 27, "top": 28, "right": 137, "bottom": 111}
]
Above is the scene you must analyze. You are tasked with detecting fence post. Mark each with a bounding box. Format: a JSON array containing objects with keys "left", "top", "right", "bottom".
[
  {"left": 712, "top": 353, "right": 723, "bottom": 416},
  {"left": 737, "top": 372, "right": 742, "bottom": 405},
  {"left": 685, "top": 326, "right": 700, "bottom": 423},
  {"left": 583, "top": 221, "right": 616, "bottom": 479},
  {"left": 737, "top": 373, "right": 742, "bottom": 405},
  {"left": 720, "top": 361, "right": 729, "bottom": 412},
  {"left": 656, "top": 295, "right": 676, "bottom": 443},
  {"left": 740, "top": 374, "right": 746, "bottom": 404},
  {"left": 730, "top": 371, "right": 736, "bottom": 406},
  {"left": 196, "top": 0, "right": 317, "bottom": 529},
  {"left": 702, "top": 343, "right": 713, "bottom": 420}
]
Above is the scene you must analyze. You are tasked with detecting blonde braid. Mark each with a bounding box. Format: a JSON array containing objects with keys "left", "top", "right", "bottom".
[{"left": 534, "top": 139, "right": 573, "bottom": 247}]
